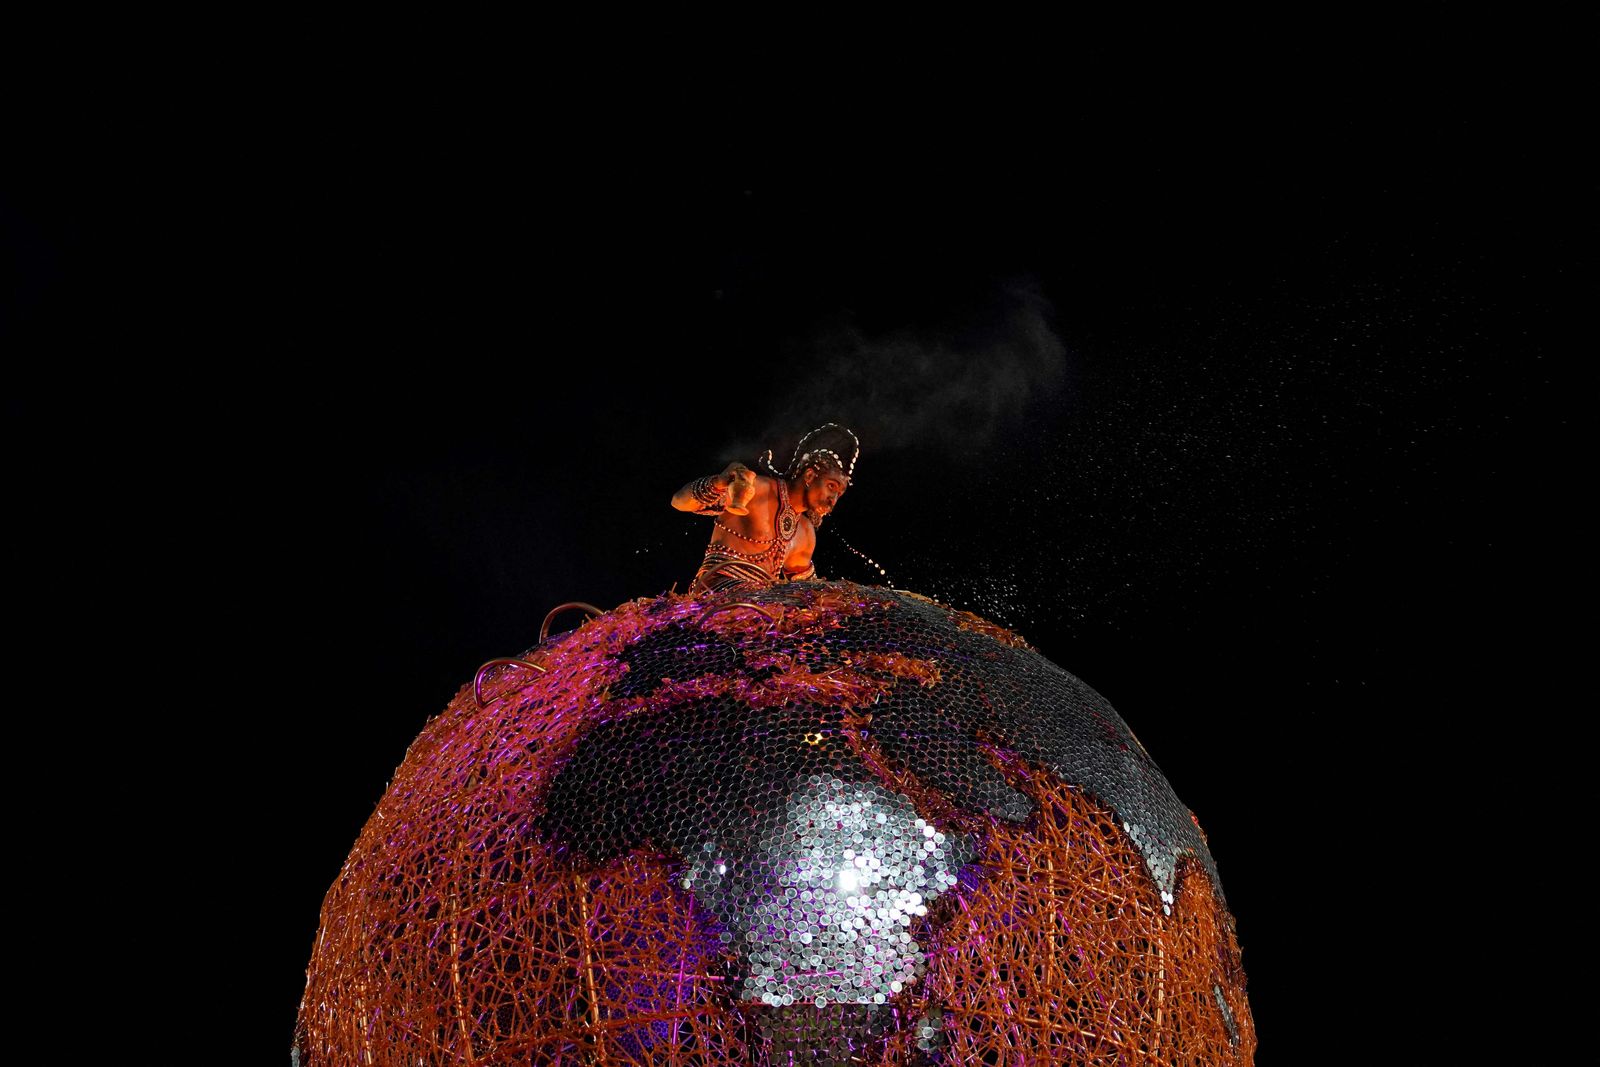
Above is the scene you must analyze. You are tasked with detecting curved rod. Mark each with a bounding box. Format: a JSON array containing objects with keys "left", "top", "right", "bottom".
[
  {"left": 697, "top": 601, "right": 781, "bottom": 627},
  {"left": 539, "top": 602, "right": 605, "bottom": 642},
  {"left": 473, "top": 657, "right": 549, "bottom": 709}
]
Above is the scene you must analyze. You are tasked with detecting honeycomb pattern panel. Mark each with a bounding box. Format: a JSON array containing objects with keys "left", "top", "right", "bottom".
[{"left": 295, "top": 582, "right": 1253, "bottom": 1065}]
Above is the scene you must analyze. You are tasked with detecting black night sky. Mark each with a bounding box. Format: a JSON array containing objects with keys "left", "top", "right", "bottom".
[{"left": 5, "top": 66, "right": 1576, "bottom": 1064}]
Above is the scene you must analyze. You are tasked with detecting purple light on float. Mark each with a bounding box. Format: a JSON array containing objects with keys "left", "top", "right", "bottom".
[{"left": 296, "top": 582, "right": 1252, "bottom": 1064}]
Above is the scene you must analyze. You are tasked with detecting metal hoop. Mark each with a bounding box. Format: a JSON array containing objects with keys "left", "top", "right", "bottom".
[
  {"left": 539, "top": 602, "right": 604, "bottom": 642},
  {"left": 472, "top": 657, "right": 549, "bottom": 709},
  {"left": 697, "top": 601, "right": 781, "bottom": 627}
]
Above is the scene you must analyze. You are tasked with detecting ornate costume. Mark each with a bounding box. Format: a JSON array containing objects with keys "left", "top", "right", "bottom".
[
  {"left": 679, "top": 423, "right": 858, "bottom": 597},
  {"left": 690, "top": 477, "right": 812, "bottom": 595}
]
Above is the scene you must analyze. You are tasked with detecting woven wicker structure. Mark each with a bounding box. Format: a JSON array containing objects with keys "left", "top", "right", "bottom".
[{"left": 296, "top": 582, "right": 1253, "bottom": 1064}]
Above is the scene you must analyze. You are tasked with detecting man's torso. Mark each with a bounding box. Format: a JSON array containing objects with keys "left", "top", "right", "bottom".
[{"left": 702, "top": 474, "right": 815, "bottom": 581}]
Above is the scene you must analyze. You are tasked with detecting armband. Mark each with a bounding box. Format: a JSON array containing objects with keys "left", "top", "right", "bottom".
[{"left": 690, "top": 475, "right": 728, "bottom": 510}]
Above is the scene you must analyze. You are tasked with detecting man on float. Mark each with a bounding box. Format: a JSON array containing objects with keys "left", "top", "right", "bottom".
[{"left": 671, "top": 423, "right": 859, "bottom": 596}]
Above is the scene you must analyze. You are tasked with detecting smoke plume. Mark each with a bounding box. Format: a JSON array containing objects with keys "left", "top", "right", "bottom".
[{"left": 748, "top": 276, "right": 1068, "bottom": 467}]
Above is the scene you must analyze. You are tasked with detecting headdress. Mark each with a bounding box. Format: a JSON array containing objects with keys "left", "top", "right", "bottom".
[{"left": 759, "top": 423, "right": 861, "bottom": 482}]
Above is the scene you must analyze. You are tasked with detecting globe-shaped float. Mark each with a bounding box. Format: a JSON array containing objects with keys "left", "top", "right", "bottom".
[{"left": 295, "top": 582, "right": 1254, "bottom": 1064}]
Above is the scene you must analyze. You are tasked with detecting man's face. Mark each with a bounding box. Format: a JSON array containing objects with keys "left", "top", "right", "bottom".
[{"left": 803, "top": 467, "right": 849, "bottom": 518}]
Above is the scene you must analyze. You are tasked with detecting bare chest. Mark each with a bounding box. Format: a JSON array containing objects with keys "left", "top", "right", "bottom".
[{"left": 708, "top": 481, "right": 804, "bottom": 564}]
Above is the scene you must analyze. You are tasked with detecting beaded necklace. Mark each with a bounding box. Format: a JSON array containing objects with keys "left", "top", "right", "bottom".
[{"left": 703, "top": 478, "right": 800, "bottom": 567}]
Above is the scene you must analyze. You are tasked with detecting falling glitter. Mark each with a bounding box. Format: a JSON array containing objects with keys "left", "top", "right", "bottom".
[{"left": 827, "top": 526, "right": 893, "bottom": 587}]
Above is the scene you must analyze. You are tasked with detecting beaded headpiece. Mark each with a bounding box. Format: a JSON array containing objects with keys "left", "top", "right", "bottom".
[{"left": 760, "top": 423, "right": 861, "bottom": 482}]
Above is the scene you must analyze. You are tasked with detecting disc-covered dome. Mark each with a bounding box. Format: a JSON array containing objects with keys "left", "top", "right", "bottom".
[{"left": 296, "top": 582, "right": 1253, "bottom": 1064}]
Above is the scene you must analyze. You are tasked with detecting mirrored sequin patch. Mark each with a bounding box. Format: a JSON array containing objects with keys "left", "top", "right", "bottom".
[
  {"left": 686, "top": 774, "right": 974, "bottom": 1006},
  {"left": 1214, "top": 981, "right": 1240, "bottom": 1046}
]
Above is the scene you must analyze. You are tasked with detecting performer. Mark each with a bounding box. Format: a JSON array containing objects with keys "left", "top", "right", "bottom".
[{"left": 672, "top": 423, "right": 859, "bottom": 596}]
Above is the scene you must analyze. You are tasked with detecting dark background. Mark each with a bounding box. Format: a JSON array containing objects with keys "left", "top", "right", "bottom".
[{"left": 5, "top": 65, "right": 1576, "bottom": 1063}]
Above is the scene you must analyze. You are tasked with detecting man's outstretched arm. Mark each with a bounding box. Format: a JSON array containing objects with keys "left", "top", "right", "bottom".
[{"left": 671, "top": 462, "right": 758, "bottom": 513}]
